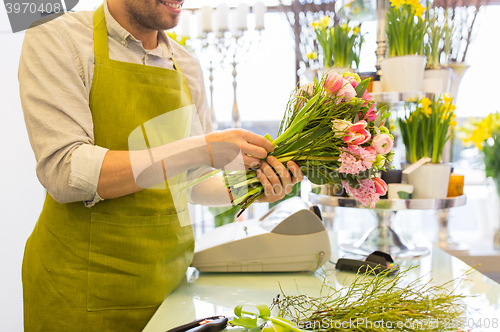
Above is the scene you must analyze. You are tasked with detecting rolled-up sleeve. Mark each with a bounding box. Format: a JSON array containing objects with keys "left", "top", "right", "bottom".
[{"left": 19, "top": 22, "right": 107, "bottom": 205}]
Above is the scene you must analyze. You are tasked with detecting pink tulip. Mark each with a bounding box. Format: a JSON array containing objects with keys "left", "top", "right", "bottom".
[
  {"left": 362, "top": 90, "right": 373, "bottom": 101},
  {"left": 324, "top": 73, "right": 343, "bottom": 95},
  {"left": 359, "top": 104, "right": 377, "bottom": 122},
  {"left": 371, "top": 134, "right": 393, "bottom": 154},
  {"left": 343, "top": 120, "right": 371, "bottom": 145},
  {"left": 344, "top": 75, "right": 359, "bottom": 88},
  {"left": 373, "top": 177, "right": 388, "bottom": 195},
  {"left": 338, "top": 82, "right": 357, "bottom": 100},
  {"left": 349, "top": 120, "right": 368, "bottom": 131}
]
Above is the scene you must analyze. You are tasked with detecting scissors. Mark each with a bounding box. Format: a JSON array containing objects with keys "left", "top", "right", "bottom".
[{"left": 166, "top": 316, "right": 229, "bottom": 332}]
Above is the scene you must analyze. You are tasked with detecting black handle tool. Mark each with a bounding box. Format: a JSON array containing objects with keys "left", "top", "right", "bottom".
[{"left": 166, "top": 316, "right": 229, "bottom": 332}]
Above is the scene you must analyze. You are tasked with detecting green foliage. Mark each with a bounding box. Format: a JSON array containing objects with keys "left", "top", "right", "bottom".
[
  {"left": 273, "top": 266, "right": 468, "bottom": 332},
  {"left": 312, "top": 16, "right": 364, "bottom": 69},
  {"left": 423, "top": 4, "right": 454, "bottom": 69},
  {"left": 386, "top": 2, "right": 426, "bottom": 57}
]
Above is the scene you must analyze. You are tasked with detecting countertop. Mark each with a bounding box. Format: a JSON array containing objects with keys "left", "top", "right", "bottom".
[{"left": 143, "top": 232, "right": 500, "bottom": 332}]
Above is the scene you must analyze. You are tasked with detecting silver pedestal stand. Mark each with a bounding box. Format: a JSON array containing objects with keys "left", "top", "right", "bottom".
[{"left": 309, "top": 193, "right": 467, "bottom": 258}]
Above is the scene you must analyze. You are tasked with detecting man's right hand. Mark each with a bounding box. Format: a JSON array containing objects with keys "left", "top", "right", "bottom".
[{"left": 205, "top": 129, "right": 275, "bottom": 170}]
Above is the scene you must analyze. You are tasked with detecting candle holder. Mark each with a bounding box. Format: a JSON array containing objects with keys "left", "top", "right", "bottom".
[{"left": 186, "top": 3, "right": 265, "bottom": 129}]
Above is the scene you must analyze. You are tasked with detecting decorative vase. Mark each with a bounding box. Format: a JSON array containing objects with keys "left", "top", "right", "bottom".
[
  {"left": 423, "top": 68, "right": 453, "bottom": 96},
  {"left": 406, "top": 163, "right": 451, "bottom": 199},
  {"left": 448, "top": 62, "right": 470, "bottom": 101},
  {"left": 380, "top": 55, "right": 426, "bottom": 92}
]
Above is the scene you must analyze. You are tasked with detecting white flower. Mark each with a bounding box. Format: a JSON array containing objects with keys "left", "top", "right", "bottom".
[{"left": 331, "top": 119, "right": 352, "bottom": 137}]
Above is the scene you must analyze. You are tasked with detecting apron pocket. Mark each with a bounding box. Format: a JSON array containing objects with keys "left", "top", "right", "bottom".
[{"left": 87, "top": 210, "right": 194, "bottom": 311}]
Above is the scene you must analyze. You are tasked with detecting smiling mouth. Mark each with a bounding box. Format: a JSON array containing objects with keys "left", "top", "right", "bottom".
[{"left": 159, "top": 1, "right": 182, "bottom": 10}]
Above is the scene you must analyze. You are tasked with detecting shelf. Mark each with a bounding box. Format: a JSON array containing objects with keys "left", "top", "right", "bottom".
[
  {"left": 309, "top": 194, "right": 467, "bottom": 211},
  {"left": 309, "top": 193, "right": 467, "bottom": 258}
]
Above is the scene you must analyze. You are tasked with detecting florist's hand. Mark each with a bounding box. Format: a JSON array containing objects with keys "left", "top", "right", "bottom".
[
  {"left": 205, "top": 129, "right": 275, "bottom": 170},
  {"left": 256, "top": 157, "right": 304, "bottom": 203}
]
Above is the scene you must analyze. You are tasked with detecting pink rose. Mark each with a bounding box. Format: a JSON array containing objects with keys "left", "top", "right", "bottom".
[
  {"left": 344, "top": 120, "right": 371, "bottom": 145},
  {"left": 371, "top": 134, "right": 393, "bottom": 154},
  {"left": 373, "top": 177, "right": 388, "bottom": 195},
  {"left": 324, "top": 73, "right": 343, "bottom": 95}
]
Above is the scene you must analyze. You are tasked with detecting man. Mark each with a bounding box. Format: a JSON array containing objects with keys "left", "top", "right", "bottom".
[{"left": 19, "top": 0, "right": 303, "bottom": 331}]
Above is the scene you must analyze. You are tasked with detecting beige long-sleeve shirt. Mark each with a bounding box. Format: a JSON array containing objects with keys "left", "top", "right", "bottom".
[{"left": 19, "top": 1, "right": 212, "bottom": 206}]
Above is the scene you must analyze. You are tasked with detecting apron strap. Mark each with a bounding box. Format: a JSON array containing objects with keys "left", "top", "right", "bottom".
[
  {"left": 93, "top": 5, "right": 184, "bottom": 74},
  {"left": 93, "top": 5, "right": 109, "bottom": 60},
  {"left": 171, "top": 56, "right": 183, "bottom": 74}
]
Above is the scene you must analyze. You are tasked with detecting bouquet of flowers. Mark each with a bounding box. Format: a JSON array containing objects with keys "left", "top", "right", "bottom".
[
  {"left": 311, "top": 16, "right": 364, "bottom": 70},
  {"left": 398, "top": 95, "right": 457, "bottom": 164},
  {"left": 224, "top": 71, "right": 393, "bottom": 216},
  {"left": 386, "top": 0, "right": 427, "bottom": 57}
]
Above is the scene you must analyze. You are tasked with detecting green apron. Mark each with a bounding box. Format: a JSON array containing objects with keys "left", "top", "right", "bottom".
[{"left": 22, "top": 5, "right": 195, "bottom": 331}]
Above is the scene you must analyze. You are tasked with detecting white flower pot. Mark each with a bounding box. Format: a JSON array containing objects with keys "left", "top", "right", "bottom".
[
  {"left": 422, "top": 78, "right": 443, "bottom": 96},
  {"left": 380, "top": 55, "right": 426, "bottom": 92},
  {"left": 424, "top": 68, "right": 453, "bottom": 96},
  {"left": 406, "top": 163, "right": 451, "bottom": 199}
]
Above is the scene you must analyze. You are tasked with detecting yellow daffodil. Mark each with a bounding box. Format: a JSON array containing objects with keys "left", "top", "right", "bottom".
[
  {"left": 390, "top": 0, "right": 406, "bottom": 9},
  {"left": 450, "top": 120, "right": 457, "bottom": 127},
  {"left": 319, "top": 16, "right": 330, "bottom": 29},
  {"left": 306, "top": 51, "right": 318, "bottom": 60},
  {"left": 470, "top": 127, "right": 489, "bottom": 149},
  {"left": 443, "top": 94, "right": 453, "bottom": 104},
  {"left": 311, "top": 21, "right": 319, "bottom": 29},
  {"left": 353, "top": 26, "right": 360, "bottom": 35},
  {"left": 414, "top": 4, "right": 426, "bottom": 18},
  {"left": 423, "top": 107, "right": 432, "bottom": 117},
  {"left": 420, "top": 97, "right": 432, "bottom": 109},
  {"left": 406, "top": 0, "right": 420, "bottom": 8}
]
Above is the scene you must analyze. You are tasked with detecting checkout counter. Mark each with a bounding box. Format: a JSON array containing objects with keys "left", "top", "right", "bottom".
[{"left": 142, "top": 217, "right": 500, "bottom": 332}]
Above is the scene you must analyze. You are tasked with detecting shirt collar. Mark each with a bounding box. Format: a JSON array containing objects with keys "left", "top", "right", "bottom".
[{"left": 102, "top": 0, "right": 174, "bottom": 59}]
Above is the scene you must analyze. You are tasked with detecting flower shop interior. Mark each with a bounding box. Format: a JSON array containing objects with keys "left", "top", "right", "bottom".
[{"left": 2, "top": 0, "right": 500, "bottom": 331}]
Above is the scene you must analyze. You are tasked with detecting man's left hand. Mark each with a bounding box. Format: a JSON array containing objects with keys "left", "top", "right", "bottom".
[{"left": 255, "top": 156, "right": 304, "bottom": 203}]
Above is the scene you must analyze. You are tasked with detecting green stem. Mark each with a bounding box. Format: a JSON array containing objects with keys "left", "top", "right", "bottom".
[{"left": 178, "top": 169, "right": 221, "bottom": 192}]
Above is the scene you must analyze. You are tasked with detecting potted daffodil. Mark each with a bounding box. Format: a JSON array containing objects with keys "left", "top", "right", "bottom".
[
  {"left": 312, "top": 15, "right": 364, "bottom": 75},
  {"left": 398, "top": 95, "right": 457, "bottom": 198},
  {"left": 382, "top": 0, "right": 427, "bottom": 92}
]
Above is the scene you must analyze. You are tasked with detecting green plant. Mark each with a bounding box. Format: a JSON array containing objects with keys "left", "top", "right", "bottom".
[
  {"left": 398, "top": 95, "right": 457, "bottom": 163},
  {"left": 424, "top": 4, "right": 454, "bottom": 69},
  {"left": 312, "top": 16, "right": 364, "bottom": 69},
  {"left": 459, "top": 112, "right": 500, "bottom": 193},
  {"left": 386, "top": 0, "right": 427, "bottom": 57},
  {"left": 229, "top": 266, "right": 469, "bottom": 332}
]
